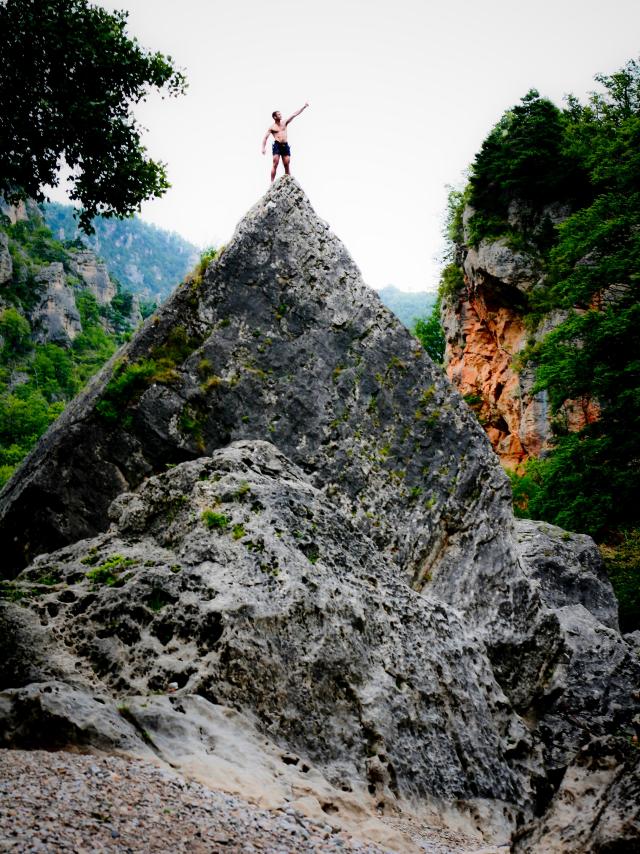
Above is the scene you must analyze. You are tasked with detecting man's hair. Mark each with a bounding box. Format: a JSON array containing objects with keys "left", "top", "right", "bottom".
[{"left": 272, "top": 110, "right": 279, "bottom": 119}]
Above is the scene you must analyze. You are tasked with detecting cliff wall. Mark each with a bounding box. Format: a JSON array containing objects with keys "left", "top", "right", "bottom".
[{"left": 441, "top": 217, "right": 598, "bottom": 469}]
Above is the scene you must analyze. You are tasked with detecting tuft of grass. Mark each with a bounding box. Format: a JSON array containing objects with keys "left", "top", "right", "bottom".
[
  {"left": 96, "top": 326, "right": 202, "bottom": 424},
  {"left": 179, "top": 406, "right": 205, "bottom": 449},
  {"left": 463, "top": 392, "right": 483, "bottom": 407},
  {"left": 194, "top": 247, "right": 218, "bottom": 282},
  {"left": 146, "top": 587, "right": 173, "bottom": 612},
  {"left": 80, "top": 548, "right": 100, "bottom": 566},
  {"left": 0, "top": 581, "right": 30, "bottom": 602},
  {"left": 302, "top": 544, "right": 320, "bottom": 564},
  {"left": 86, "top": 554, "right": 137, "bottom": 587},
  {"left": 232, "top": 523, "right": 246, "bottom": 540},
  {"left": 201, "top": 509, "right": 230, "bottom": 530},
  {"left": 235, "top": 481, "right": 250, "bottom": 498},
  {"left": 201, "top": 375, "right": 223, "bottom": 393}
]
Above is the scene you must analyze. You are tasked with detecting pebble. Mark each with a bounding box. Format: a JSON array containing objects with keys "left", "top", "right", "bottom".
[
  {"left": 0, "top": 749, "right": 497, "bottom": 853},
  {"left": 0, "top": 750, "right": 386, "bottom": 853}
]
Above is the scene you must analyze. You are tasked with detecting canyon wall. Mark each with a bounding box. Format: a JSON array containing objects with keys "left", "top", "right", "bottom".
[{"left": 441, "top": 210, "right": 599, "bottom": 469}]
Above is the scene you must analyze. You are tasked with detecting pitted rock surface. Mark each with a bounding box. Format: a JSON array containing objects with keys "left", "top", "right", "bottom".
[
  {"left": 1, "top": 179, "right": 638, "bottom": 849},
  {"left": 513, "top": 735, "right": 640, "bottom": 853},
  {"left": 2, "top": 441, "right": 536, "bottom": 808}
]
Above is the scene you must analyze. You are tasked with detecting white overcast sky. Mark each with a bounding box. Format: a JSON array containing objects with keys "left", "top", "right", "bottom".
[{"left": 53, "top": 0, "right": 640, "bottom": 292}]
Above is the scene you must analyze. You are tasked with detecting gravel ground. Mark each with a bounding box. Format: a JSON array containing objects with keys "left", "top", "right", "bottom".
[{"left": 0, "top": 750, "right": 500, "bottom": 853}]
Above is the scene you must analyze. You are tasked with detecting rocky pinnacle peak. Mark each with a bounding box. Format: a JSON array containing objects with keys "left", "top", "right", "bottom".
[
  {"left": 0, "top": 178, "right": 504, "bottom": 587},
  {"left": 1, "top": 182, "right": 639, "bottom": 850}
]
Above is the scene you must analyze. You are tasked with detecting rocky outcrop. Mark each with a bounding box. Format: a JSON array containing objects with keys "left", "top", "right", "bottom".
[
  {"left": 31, "top": 262, "right": 82, "bottom": 345},
  {"left": 0, "top": 179, "right": 518, "bottom": 635},
  {"left": 513, "top": 735, "right": 640, "bottom": 853},
  {"left": 0, "top": 197, "right": 29, "bottom": 225},
  {"left": 128, "top": 291, "right": 143, "bottom": 328},
  {"left": 1, "top": 178, "right": 638, "bottom": 848},
  {"left": 1, "top": 209, "right": 141, "bottom": 350},
  {"left": 67, "top": 249, "right": 117, "bottom": 305},
  {"left": 0, "top": 232, "right": 12, "bottom": 285},
  {"left": 442, "top": 221, "right": 599, "bottom": 468},
  {"left": 1, "top": 441, "right": 538, "bottom": 813}
]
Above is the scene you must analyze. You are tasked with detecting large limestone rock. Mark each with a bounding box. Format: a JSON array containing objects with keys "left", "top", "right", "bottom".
[
  {"left": 67, "top": 249, "right": 117, "bottom": 305},
  {"left": 1, "top": 178, "right": 638, "bottom": 847},
  {"left": 1, "top": 440, "right": 537, "bottom": 815},
  {"left": 31, "top": 262, "right": 82, "bottom": 345},
  {"left": 0, "top": 232, "right": 12, "bottom": 285},
  {"left": 0, "top": 179, "right": 563, "bottom": 723},
  {"left": 0, "top": 178, "right": 520, "bottom": 651}
]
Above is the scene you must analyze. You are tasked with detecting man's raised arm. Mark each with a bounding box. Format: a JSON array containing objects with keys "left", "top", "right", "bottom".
[{"left": 285, "top": 102, "right": 309, "bottom": 125}]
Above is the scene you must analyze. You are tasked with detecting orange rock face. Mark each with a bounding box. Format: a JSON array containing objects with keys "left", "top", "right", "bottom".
[{"left": 442, "top": 269, "right": 599, "bottom": 470}]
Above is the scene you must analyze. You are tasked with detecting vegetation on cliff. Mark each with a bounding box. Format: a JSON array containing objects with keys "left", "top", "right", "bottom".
[
  {"left": 413, "top": 299, "right": 445, "bottom": 364},
  {"left": 446, "top": 58, "right": 640, "bottom": 629},
  {"left": 0, "top": 210, "right": 137, "bottom": 487},
  {"left": 43, "top": 202, "right": 199, "bottom": 302}
]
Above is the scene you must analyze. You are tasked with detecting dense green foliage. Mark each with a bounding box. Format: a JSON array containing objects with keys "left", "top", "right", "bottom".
[
  {"left": 44, "top": 202, "right": 198, "bottom": 300},
  {"left": 466, "top": 90, "right": 589, "bottom": 248},
  {"left": 515, "top": 63, "right": 640, "bottom": 541},
  {"left": 452, "top": 58, "right": 640, "bottom": 627},
  {"left": 0, "top": 211, "right": 135, "bottom": 487},
  {"left": 413, "top": 299, "right": 445, "bottom": 364},
  {"left": 600, "top": 531, "right": 640, "bottom": 634},
  {"left": 0, "top": 0, "right": 186, "bottom": 230}
]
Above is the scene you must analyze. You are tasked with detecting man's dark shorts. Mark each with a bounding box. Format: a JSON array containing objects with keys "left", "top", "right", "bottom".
[{"left": 272, "top": 141, "right": 291, "bottom": 157}]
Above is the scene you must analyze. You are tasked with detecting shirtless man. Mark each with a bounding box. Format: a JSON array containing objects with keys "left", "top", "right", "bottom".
[{"left": 261, "top": 103, "right": 309, "bottom": 182}]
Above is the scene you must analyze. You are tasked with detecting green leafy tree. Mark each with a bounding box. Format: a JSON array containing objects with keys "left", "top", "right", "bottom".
[
  {"left": 467, "top": 90, "right": 588, "bottom": 245},
  {"left": 0, "top": 308, "right": 32, "bottom": 358},
  {"left": 0, "top": 0, "right": 186, "bottom": 231},
  {"left": 414, "top": 300, "right": 445, "bottom": 364}
]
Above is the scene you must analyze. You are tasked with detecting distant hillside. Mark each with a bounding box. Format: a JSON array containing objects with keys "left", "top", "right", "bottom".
[
  {"left": 377, "top": 286, "right": 437, "bottom": 328},
  {"left": 44, "top": 203, "right": 199, "bottom": 302},
  {"left": 0, "top": 200, "right": 140, "bottom": 487}
]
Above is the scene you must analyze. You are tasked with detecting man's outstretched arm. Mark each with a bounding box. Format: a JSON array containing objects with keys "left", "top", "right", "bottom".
[
  {"left": 285, "top": 102, "right": 309, "bottom": 125},
  {"left": 261, "top": 128, "right": 272, "bottom": 155}
]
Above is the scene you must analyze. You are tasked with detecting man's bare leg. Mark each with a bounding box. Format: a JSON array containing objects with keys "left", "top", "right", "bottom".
[
  {"left": 271, "top": 154, "right": 280, "bottom": 182},
  {"left": 282, "top": 155, "right": 291, "bottom": 176}
]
